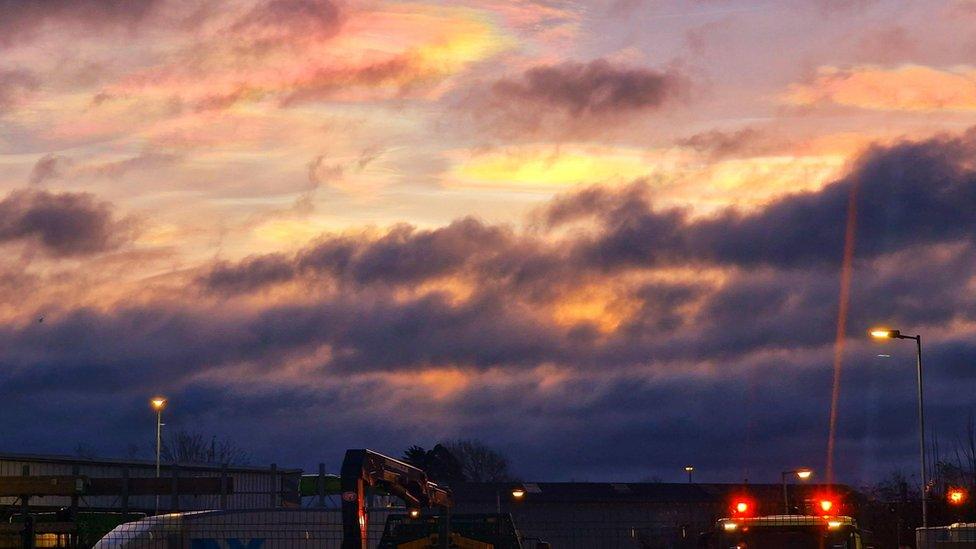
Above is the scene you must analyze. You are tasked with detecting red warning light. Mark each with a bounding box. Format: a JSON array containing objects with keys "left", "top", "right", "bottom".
[
  {"left": 948, "top": 488, "right": 967, "bottom": 506},
  {"left": 731, "top": 497, "right": 755, "bottom": 516},
  {"left": 819, "top": 499, "right": 834, "bottom": 513}
]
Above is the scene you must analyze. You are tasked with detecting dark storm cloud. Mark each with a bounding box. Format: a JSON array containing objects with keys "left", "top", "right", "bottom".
[
  {"left": 191, "top": 132, "right": 976, "bottom": 374},
  {"left": 0, "top": 189, "right": 133, "bottom": 256},
  {"left": 202, "top": 131, "right": 976, "bottom": 319},
  {"left": 491, "top": 59, "right": 683, "bottom": 116},
  {"left": 196, "top": 247, "right": 974, "bottom": 374},
  {"left": 7, "top": 131, "right": 976, "bottom": 481},
  {"left": 205, "top": 254, "right": 297, "bottom": 294},
  {"left": 202, "top": 218, "right": 529, "bottom": 293},
  {"left": 552, "top": 132, "right": 976, "bottom": 269},
  {"left": 0, "top": 0, "right": 160, "bottom": 47}
]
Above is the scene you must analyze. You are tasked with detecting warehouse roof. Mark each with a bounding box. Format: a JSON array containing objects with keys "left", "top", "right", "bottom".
[{"left": 452, "top": 482, "right": 858, "bottom": 505}]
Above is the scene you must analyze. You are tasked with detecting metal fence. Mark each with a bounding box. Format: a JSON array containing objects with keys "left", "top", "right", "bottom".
[
  {"left": 917, "top": 523, "right": 976, "bottom": 548},
  {"left": 0, "top": 455, "right": 299, "bottom": 513}
]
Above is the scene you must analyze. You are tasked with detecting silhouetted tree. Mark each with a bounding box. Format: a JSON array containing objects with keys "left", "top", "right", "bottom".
[
  {"left": 860, "top": 470, "right": 918, "bottom": 549},
  {"left": 440, "top": 439, "right": 515, "bottom": 482},
  {"left": 161, "top": 430, "right": 250, "bottom": 465},
  {"left": 402, "top": 444, "right": 465, "bottom": 484}
]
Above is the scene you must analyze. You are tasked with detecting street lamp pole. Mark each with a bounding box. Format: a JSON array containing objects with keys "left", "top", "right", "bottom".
[
  {"left": 870, "top": 329, "right": 927, "bottom": 527},
  {"left": 781, "top": 469, "right": 812, "bottom": 514},
  {"left": 151, "top": 397, "right": 167, "bottom": 515},
  {"left": 496, "top": 486, "right": 526, "bottom": 513},
  {"left": 685, "top": 466, "right": 694, "bottom": 484},
  {"left": 914, "top": 334, "right": 928, "bottom": 528}
]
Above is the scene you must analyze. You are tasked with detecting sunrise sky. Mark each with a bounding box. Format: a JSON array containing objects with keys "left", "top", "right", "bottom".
[{"left": 4, "top": 0, "right": 976, "bottom": 483}]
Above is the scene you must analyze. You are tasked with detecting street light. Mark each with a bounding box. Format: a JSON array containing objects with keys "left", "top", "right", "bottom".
[
  {"left": 151, "top": 397, "right": 166, "bottom": 514},
  {"left": 870, "top": 327, "right": 928, "bottom": 527},
  {"left": 948, "top": 488, "right": 967, "bottom": 506},
  {"left": 496, "top": 485, "right": 526, "bottom": 512},
  {"left": 781, "top": 469, "right": 813, "bottom": 514},
  {"left": 684, "top": 466, "right": 694, "bottom": 484}
]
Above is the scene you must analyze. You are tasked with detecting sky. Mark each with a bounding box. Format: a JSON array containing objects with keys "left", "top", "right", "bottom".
[{"left": 3, "top": 0, "right": 976, "bottom": 485}]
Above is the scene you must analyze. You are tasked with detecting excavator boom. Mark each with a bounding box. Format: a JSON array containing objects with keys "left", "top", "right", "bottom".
[{"left": 340, "top": 449, "right": 452, "bottom": 549}]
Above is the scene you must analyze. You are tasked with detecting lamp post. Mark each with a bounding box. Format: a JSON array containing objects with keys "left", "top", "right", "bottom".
[
  {"left": 781, "top": 469, "right": 812, "bottom": 514},
  {"left": 151, "top": 397, "right": 167, "bottom": 514},
  {"left": 870, "top": 328, "right": 928, "bottom": 527},
  {"left": 684, "top": 466, "right": 694, "bottom": 484},
  {"left": 496, "top": 485, "right": 526, "bottom": 513}
]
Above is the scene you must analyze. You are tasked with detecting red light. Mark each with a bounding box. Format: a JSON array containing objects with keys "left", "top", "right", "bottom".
[
  {"left": 730, "top": 494, "right": 755, "bottom": 516},
  {"left": 949, "top": 489, "right": 967, "bottom": 505},
  {"left": 819, "top": 499, "right": 834, "bottom": 513}
]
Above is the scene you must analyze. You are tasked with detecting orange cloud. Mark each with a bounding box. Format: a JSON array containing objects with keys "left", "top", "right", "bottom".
[
  {"left": 450, "top": 144, "right": 659, "bottom": 190},
  {"left": 550, "top": 283, "right": 641, "bottom": 334},
  {"left": 784, "top": 64, "right": 976, "bottom": 111},
  {"left": 101, "top": 4, "right": 509, "bottom": 110}
]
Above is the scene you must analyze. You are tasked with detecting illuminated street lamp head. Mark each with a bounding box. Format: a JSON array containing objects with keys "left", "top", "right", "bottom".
[
  {"left": 150, "top": 397, "right": 167, "bottom": 410},
  {"left": 949, "top": 488, "right": 967, "bottom": 505},
  {"left": 796, "top": 469, "right": 813, "bottom": 480},
  {"left": 870, "top": 328, "right": 901, "bottom": 339},
  {"left": 511, "top": 487, "right": 526, "bottom": 499},
  {"left": 684, "top": 466, "right": 694, "bottom": 473}
]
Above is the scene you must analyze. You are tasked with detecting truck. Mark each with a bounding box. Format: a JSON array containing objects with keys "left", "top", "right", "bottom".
[{"left": 702, "top": 515, "right": 873, "bottom": 549}]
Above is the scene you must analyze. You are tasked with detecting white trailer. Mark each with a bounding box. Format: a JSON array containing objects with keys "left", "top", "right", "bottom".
[{"left": 93, "top": 509, "right": 391, "bottom": 549}]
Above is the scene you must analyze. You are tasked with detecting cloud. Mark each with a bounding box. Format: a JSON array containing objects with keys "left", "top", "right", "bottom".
[
  {"left": 83, "top": 151, "right": 181, "bottom": 178},
  {"left": 450, "top": 144, "right": 654, "bottom": 189},
  {"left": 232, "top": 0, "right": 343, "bottom": 40},
  {"left": 676, "top": 128, "right": 778, "bottom": 159},
  {"left": 465, "top": 59, "right": 685, "bottom": 137},
  {"left": 784, "top": 64, "right": 976, "bottom": 111},
  {"left": 851, "top": 26, "right": 916, "bottom": 64},
  {"left": 91, "top": 3, "right": 506, "bottom": 115},
  {"left": 493, "top": 59, "right": 681, "bottom": 115},
  {"left": 196, "top": 131, "right": 976, "bottom": 364},
  {"left": 7, "top": 130, "right": 976, "bottom": 481},
  {"left": 198, "top": 131, "right": 976, "bottom": 349},
  {"left": 0, "top": 69, "right": 38, "bottom": 113},
  {"left": 203, "top": 217, "right": 521, "bottom": 294},
  {"left": 0, "top": 0, "right": 160, "bottom": 47},
  {"left": 0, "top": 189, "right": 135, "bottom": 256},
  {"left": 28, "top": 154, "right": 71, "bottom": 185},
  {"left": 200, "top": 130, "right": 976, "bottom": 300},
  {"left": 548, "top": 132, "right": 976, "bottom": 268}
]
